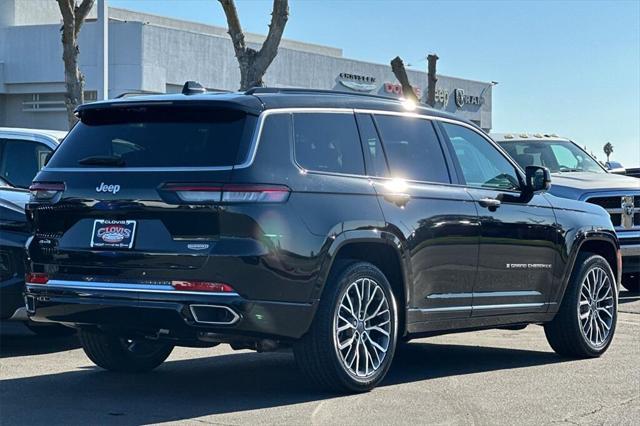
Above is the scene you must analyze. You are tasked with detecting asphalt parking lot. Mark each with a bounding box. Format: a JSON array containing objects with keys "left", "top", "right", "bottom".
[{"left": 1, "top": 290, "right": 639, "bottom": 425}]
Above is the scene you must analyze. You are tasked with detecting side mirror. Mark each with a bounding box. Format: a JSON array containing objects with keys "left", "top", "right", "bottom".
[{"left": 525, "top": 165, "right": 551, "bottom": 192}]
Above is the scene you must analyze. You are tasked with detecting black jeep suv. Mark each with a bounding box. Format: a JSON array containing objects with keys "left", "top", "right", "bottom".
[{"left": 25, "top": 86, "right": 620, "bottom": 392}]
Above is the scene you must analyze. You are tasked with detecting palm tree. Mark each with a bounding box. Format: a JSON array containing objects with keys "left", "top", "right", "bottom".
[{"left": 603, "top": 142, "right": 614, "bottom": 162}]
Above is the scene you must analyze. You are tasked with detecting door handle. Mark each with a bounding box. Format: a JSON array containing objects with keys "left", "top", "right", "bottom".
[
  {"left": 478, "top": 197, "right": 501, "bottom": 210},
  {"left": 383, "top": 192, "right": 411, "bottom": 207}
]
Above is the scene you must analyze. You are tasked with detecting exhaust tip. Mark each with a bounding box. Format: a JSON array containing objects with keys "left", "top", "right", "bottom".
[{"left": 189, "top": 304, "right": 240, "bottom": 325}]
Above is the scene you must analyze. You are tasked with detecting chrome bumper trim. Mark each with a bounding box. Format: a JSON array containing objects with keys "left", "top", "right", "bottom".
[
  {"left": 189, "top": 304, "right": 240, "bottom": 325},
  {"left": 26, "top": 280, "right": 240, "bottom": 297},
  {"left": 620, "top": 244, "right": 640, "bottom": 257}
]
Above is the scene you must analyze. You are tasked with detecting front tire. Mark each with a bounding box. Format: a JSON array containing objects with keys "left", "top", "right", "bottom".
[
  {"left": 79, "top": 329, "right": 174, "bottom": 372},
  {"left": 544, "top": 253, "right": 617, "bottom": 358},
  {"left": 294, "top": 261, "right": 398, "bottom": 393}
]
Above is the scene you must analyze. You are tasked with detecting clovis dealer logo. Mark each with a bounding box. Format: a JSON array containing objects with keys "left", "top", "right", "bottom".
[{"left": 96, "top": 224, "right": 132, "bottom": 244}]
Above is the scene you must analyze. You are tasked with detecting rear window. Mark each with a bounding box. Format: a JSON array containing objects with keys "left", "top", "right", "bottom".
[{"left": 47, "top": 106, "right": 257, "bottom": 168}]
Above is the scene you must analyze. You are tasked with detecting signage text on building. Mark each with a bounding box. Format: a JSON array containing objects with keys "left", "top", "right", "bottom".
[{"left": 338, "top": 73, "right": 377, "bottom": 92}]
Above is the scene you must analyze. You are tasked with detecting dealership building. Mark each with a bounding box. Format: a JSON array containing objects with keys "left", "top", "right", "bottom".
[{"left": 0, "top": 0, "right": 494, "bottom": 131}]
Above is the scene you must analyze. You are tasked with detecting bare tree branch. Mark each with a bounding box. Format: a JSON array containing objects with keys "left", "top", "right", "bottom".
[
  {"left": 74, "top": 0, "right": 95, "bottom": 35},
  {"left": 426, "top": 54, "right": 438, "bottom": 107},
  {"left": 254, "top": 0, "right": 289, "bottom": 71},
  {"left": 56, "top": 0, "right": 94, "bottom": 127},
  {"left": 218, "top": 0, "right": 289, "bottom": 90},
  {"left": 390, "top": 56, "right": 418, "bottom": 102},
  {"left": 218, "top": 0, "right": 247, "bottom": 59}
]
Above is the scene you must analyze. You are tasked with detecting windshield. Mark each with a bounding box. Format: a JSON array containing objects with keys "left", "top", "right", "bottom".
[
  {"left": 47, "top": 106, "right": 257, "bottom": 168},
  {"left": 499, "top": 140, "right": 606, "bottom": 173}
]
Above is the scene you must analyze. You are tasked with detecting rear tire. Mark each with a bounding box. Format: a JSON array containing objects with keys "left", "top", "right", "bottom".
[
  {"left": 544, "top": 253, "right": 617, "bottom": 358},
  {"left": 294, "top": 261, "right": 398, "bottom": 393},
  {"left": 79, "top": 329, "right": 174, "bottom": 372},
  {"left": 621, "top": 273, "right": 639, "bottom": 293}
]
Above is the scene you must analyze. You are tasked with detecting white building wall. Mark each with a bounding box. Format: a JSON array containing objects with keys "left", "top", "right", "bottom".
[{"left": 0, "top": 3, "right": 492, "bottom": 131}]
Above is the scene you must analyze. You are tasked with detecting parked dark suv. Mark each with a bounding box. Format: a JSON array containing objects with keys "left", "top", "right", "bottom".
[{"left": 25, "top": 85, "right": 621, "bottom": 392}]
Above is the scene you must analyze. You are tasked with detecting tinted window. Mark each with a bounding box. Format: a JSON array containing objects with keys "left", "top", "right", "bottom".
[
  {"left": 442, "top": 123, "right": 520, "bottom": 191},
  {"left": 0, "top": 139, "right": 52, "bottom": 188},
  {"left": 374, "top": 115, "right": 449, "bottom": 183},
  {"left": 293, "top": 113, "right": 364, "bottom": 175},
  {"left": 499, "top": 140, "right": 604, "bottom": 173},
  {"left": 48, "top": 107, "right": 257, "bottom": 168},
  {"left": 356, "top": 113, "right": 388, "bottom": 177}
]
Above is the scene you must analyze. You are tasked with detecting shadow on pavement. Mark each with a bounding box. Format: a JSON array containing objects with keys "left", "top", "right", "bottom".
[
  {"left": 0, "top": 340, "right": 568, "bottom": 425},
  {"left": 0, "top": 321, "right": 80, "bottom": 358}
]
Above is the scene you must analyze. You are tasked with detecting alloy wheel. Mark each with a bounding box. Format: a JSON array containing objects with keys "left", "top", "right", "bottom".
[
  {"left": 333, "top": 277, "right": 391, "bottom": 378},
  {"left": 578, "top": 266, "right": 615, "bottom": 347}
]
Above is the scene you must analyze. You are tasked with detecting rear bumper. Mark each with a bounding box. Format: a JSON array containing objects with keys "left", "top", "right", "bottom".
[{"left": 25, "top": 280, "right": 317, "bottom": 340}]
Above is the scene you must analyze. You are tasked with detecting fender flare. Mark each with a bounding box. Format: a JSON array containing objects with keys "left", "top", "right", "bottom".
[
  {"left": 311, "top": 228, "right": 412, "bottom": 309},
  {"left": 551, "top": 227, "right": 620, "bottom": 312}
]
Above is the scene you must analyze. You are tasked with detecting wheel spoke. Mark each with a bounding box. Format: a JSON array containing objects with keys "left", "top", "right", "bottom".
[
  {"left": 365, "top": 299, "right": 386, "bottom": 321},
  {"left": 597, "top": 287, "right": 612, "bottom": 303},
  {"left": 338, "top": 334, "right": 356, "bottom": 350},
  {"left": 363, "top": 286, "right": 379, "bottom": 318},
  {"left": 597, "top": 306, "right": 613, "bottom": 318}
]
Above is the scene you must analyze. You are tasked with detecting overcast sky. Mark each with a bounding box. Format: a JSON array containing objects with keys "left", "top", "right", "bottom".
[{"left": 110, "top": 0, "right": 640, "bottom": 167}]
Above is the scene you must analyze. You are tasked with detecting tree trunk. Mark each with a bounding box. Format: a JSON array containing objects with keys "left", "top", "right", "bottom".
[
  {"left": 426, "top": 54, "right": 438, "bottom": 107},
  {"left": 219, "top": 0, "right": 289, "bottom": 91},
  {"left": 56, "top": 0, "right": 95, "bottom": 128},
  {"left": 390, "top": 56, "right": 418, "bottom": 102}
]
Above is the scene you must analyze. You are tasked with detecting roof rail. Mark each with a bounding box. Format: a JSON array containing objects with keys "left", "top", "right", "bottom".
[
  {"left": 244, "top": 86, "right": 403, "bottom": 102},
  {"left": 114, "top": 91, "right": 153, "bottom": 99}
]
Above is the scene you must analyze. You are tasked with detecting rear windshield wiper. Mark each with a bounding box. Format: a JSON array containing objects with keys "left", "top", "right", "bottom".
[{"left": 78, "top": 155, "right": 125, "bottom": 166}]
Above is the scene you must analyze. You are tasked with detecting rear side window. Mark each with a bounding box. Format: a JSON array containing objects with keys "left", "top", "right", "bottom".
[
  {"left": 293, "top": 113, "right": 365, "bottom": 175},
  {"left": 0, "top": 139, "right": 52, "bottom": 188},
  {"left": 374, "top": 115, "right": 450, "bottom": 183},
  {"left": 356, "top": 113, "right": 388, "bottom": 177},
  {"left": 47, "top": 107, "right": 257, "bottom": 168}
]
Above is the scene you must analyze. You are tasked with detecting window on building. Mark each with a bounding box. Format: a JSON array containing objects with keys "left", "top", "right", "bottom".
[
  {"left": 0, "top": 139, "right": 52, "bottom": 189},
  {"left": 22, "top": 91, "right": 98, "bottom": 112},
  {"left": 373, "top": 115, "right": 450, "bottom": 183},
  {"left": 293, "top": 113, "right": 365, "bottom": 175},
  {"left": 442, "top": 123, "right": 520, "bottom": 191}
]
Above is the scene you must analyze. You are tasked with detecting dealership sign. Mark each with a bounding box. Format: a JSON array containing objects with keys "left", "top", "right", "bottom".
[
  {"left": 383, "top": 82, "right": 422, "bottom": 99},
  {"left": 453, "top": 88, "right": 481, "bottom": 108},
  {"left": 338, "top": 73, "right": 377, "bottom": 92},
  {"left": 384, "top": 83, "right": 482, "bottom": 109}
]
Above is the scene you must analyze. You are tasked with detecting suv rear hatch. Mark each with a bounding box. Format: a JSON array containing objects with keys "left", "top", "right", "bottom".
[{"left": 28, "top": 102, "right": 259, "bottom": 277}]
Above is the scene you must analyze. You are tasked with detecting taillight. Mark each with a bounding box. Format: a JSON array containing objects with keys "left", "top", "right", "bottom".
[
  {"left": 221, "top": 184, "right": 290, "bottom": 203},
  {"left": 171, "top": 281, "right": 235, "bottom": 293},
  {"left": 163, "top": 183, "right": 290, "bottom": 204},
  {"left": 164, "top": 184, "right": 223, "bottom": 203},
  {"left": 29, "top": 182, "right": 65, "bottom": 201},
  {"left": 25, "top": 272, "right": 49, "bottom": 285}
]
